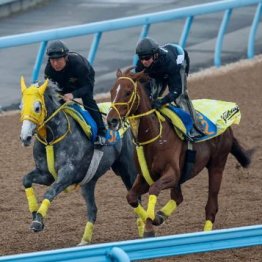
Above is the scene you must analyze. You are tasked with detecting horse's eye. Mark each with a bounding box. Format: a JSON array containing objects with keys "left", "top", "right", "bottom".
[
  {"left": 34, "top": 101, "right": 41, "bottom": 113},
  {"left": 125, "top": 91, "right": 131, "bottom": 97}
]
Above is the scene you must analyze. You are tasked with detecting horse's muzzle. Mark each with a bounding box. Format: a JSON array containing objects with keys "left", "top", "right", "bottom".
[
  {"left": 20, "top": 120, "right": 36, "bottom": 146},
  {"left": 20, "top": 135, "right": 33, "bottom": 147},
  {"left": 107, "top": 118, "right": 121, "bottom": 131}
]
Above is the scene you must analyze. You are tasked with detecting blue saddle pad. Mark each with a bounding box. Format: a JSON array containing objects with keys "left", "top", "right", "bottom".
[
  {"left": 69, "top": 103, "right": 98, "bottom": 142},
  {"left": 105, "top": 129, "right": 121, "bottom": 145},
  {"left": 167, "top": 104, "right": 217, "bottom": 142},
  {"left": 69, "top": 103, "right": 121, "bottom": 145}
]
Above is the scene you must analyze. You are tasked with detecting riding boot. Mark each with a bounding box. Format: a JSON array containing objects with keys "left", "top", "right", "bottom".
[
  {"left": 176, "top": 68, "right": 205, "bottom": 138},
  {"left": 184, "top": 92, "right": 206, "bottom": 135},
  {"left": 176, "top": 94, "right": 205, "bottom": 137},
  {"left": 82, "top": 96, "right": 107, "bottom": 144}
]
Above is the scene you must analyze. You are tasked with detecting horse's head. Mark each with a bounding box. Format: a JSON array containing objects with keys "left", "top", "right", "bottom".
[
  {"left": 20, "top": 76, "right": 49, "bottom": 146},
  {"left": 107, "top": 67, "right": 147, "bottom": 130}
]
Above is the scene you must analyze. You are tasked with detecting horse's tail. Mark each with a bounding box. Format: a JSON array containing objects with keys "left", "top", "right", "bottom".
[{"left": 231, "top": 136, "right": 255, "bottom": 168}]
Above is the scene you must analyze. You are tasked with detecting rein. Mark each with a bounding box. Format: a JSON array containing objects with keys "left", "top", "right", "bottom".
[
  {"left": 36, "top": 101, "right": 71, "bottom": 145},
  {"left": 111, "top": 76, "right": 164, "bottom": 146}
]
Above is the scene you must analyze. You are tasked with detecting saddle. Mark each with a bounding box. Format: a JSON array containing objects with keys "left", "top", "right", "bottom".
[
  {"left": 159, "top": 99, "right": 241, "bottom": 143},
  {"left": 63, "top": 102, "right": 126, "bottom": 144}
]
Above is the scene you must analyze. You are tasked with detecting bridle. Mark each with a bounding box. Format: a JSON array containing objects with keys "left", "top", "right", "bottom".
[
  {"left": 110, "top": 76, "right": 164, "bottom": 146},
  {"left": 110, "top": 76, "right": 140, "bottom": 119}
]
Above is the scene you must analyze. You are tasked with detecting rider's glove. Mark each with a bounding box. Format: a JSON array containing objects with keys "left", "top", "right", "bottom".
[{"left": 152, "top": 99, "right": 163, "bottom": 109}]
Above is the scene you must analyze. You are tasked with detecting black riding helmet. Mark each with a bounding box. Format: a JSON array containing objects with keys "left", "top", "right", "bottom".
[
  {"left": 46, "top": 40, "right": 69, "bottom": 58},
  {"left": 136, "top": 37, "right": 159, "bottom": 57}
]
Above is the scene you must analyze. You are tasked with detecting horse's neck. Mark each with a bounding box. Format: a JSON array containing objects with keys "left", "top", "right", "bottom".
[
  {"left": 136, "top": 85, "right": 160, "bottom": 142},
  {"left": 45, "top": 100, "right": 69, "bottom": 142}
]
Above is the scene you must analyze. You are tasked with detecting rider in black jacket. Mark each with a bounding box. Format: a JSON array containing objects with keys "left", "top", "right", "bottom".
[
  {"left": 44, "top": 40, "right": 107, "bottom": 145},
  {"left": 135, "top": 37, "right": 205, "bottom": 137}
]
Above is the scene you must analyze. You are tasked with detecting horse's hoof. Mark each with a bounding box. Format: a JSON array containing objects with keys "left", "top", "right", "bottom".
[
  {"left": 143, "top": 231, "right": 155, "bottom": 238},
  {"left": 152, "top": 211, "right": 167, "bottom": 226},
  {"left": 77, "top": 240, "right": 90, "bottom": 246},
  {"left": 30, "top": 220, "right": 44, "bottom": 232}
]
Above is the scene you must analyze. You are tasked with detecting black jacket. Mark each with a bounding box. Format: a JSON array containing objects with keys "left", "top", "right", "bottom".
[
  {"left": 135, "top": 44, "right": 189, "bottom": 103},
  {"left": 44, "top": 52, "right": 95, "bottom": 98}
]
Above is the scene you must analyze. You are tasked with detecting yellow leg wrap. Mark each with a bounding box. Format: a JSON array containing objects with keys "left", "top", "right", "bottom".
[
  {"left": 160, "top": 200, "right": 177, "bottom": 217},
  {"left": 134, "top": 204, "right": 148, "bottom": 222},
  {"left": 204, "top": 220, "right": 213, "bottom": 231},
  {"left": 37, "top": 199, "right": 51, "bottom": 218},
  {"left": 147, "top": 195, "right": 157, "bottom": 220},
  {"left": 136, "top": 218, "right": 145, "bottom": 238},
  {"left": 25, "top": 187, "right": 39, "bottom": 213},
  {"left": 80, "top": 222, "right": 94, "bottom": 244}
]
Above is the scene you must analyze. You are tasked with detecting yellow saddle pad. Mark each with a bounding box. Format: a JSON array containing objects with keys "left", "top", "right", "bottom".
[{"left": 160, "top": 99, "right": 241, "bottom": 142}]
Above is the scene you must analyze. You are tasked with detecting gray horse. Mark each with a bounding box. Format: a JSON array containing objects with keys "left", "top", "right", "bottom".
[{"left": 19, "top": 77, "right": 137, "bottom": 245}]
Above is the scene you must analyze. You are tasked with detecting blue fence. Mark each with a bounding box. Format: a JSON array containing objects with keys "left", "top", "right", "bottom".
[
  {"left": 0, "top": 0, "right": 261, "bottom": 83},
  {"left": 0, "top": 225, "right": 261, "bottom": 261},
  {"left": 1, "top": 1, "right": 262, "bottom": 260}
]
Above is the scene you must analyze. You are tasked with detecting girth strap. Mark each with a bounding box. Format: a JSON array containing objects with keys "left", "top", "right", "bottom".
[{"left": 80, "top": 149, "right": 104, "bottom": 186}]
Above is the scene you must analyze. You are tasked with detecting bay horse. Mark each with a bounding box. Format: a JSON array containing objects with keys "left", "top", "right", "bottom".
[
  {"left": 107, "top": 68, "right": 253, "bottom": 237},
  {"left": 19, "top": 77, "right": 138, "bottom": 245}
]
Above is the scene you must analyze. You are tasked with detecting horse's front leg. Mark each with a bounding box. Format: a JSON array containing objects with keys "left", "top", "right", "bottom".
[
  {"left": 153, "top": 185, "right": 183, "bottom": 226},
  {"left": 31, "top": 167, "right": 74, "bottom": 232},
  {"left": 126, "top": 174, "right": 149, "bottom": 237},
  {"left": 78, "top": 179, "right": 98, "bottom": 245},
  {"left": 145, "top": 167, "right": 179, "bottom": 237},
  {"left": 23, "top": 169, "right": 54, "bottom": 221}
]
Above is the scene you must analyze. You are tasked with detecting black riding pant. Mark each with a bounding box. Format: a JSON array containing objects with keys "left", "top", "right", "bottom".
[{"left": 82, "top": 96, "right": 106, "bottom": 136}]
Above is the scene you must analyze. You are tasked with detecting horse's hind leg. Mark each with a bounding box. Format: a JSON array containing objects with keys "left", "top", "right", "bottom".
[
  {"left": 153, "top": 185, "right": 183, "bottom": 226},
  {"left": 204, "top": 165, "right": 225, "bottom": 231},
  {"left": 78, "top": 180, "right": 98, "bottom": 245}
]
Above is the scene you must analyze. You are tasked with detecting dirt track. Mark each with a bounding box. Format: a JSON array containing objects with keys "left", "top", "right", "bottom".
[{"left": 0, "top": 57, "right": 261, "bottom": 261}]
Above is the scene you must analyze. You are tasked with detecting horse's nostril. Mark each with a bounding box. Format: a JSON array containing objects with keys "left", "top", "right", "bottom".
[
  {"left": 111, "top": 118, "right": 119, "bottom": 127},
  {"left": 108, "top": 118, "right": 120, "bottom": 130},
  {"left": 26, "top": 136, "right": 32, "bottom": 142}
]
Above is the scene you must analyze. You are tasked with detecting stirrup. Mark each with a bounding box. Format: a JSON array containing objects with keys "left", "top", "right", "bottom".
[
  {"left": 194, "top": 125, "right": 206, "bottom": 136},
  {"left": 94, "top": 135, "right": 107, "bottom": 146},
  {"left": 189, "top": 128, "right": 204, "bottom": 138}
]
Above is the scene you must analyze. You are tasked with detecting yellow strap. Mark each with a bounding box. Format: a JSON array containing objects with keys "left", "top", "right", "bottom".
[
  {"left": 81, "top": 221, "right": 94, "bottom": 244},
  {"left": 147, "top": 195, "right": 157, "bottom": 220},
  {"left": 36, "top": 111, "right": 71, "bottom": 146},
  {"left": 204, "top": 220, "right": 213, "bottom": 231},
  {"left": 136, "top": 146, "right": 154, "bottom": 185},
  {"left": 129, "top": 110, "right": 164, "bottom": 146},
  {"left": 38, "top": 199, "right": 50, "bottom": 218},
  {"left": 25, "top": 187, "right": 38, "bottom": 213},
  {"left": 136, "top": 217, "right": 145, "bottom": 238},
  {"left": 46, "top": 145, "right": 57, "bottom": 180},
  {"left": 160, "top": 199, "right": 177, "bottom": 217},
  {"left": 134, "top": 203, "right": 148, "bottom": 222},
  {"left": 128, "top": 109, "right": 156, "bottom": 120}
]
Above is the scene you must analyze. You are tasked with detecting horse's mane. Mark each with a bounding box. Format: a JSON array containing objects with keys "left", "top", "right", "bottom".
[
  {"left": 120, "top": 66, "right": 149, "bottom": 83},
  {"left": 44, "top": 80, "right": 63, "bottom": 107}
]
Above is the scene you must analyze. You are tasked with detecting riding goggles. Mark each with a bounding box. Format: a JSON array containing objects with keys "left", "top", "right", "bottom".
[{"left": 139, "top": 55, "right": 153, "bottom": 61}]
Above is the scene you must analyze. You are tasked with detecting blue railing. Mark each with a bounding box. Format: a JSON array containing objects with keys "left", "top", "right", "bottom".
[
  {"left": 0, "top": 0, "right": 261, "bottom": 83},
  {"left": 0, "top": 225, "right": 261, "bottom": 261}
]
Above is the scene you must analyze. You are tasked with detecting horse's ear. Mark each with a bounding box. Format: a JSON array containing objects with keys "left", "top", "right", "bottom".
[
  {"left": 133, "top": 70, "right": 146, "bottom": 81},
  {"left": 20, "top": 76, "right": 27, "bottom": 93},
  {"left": 39, "top": 79, "right": 49, "bottom": 95},
  {"left": 116, "top": 68, "right": 122, "bottom": 78}
]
